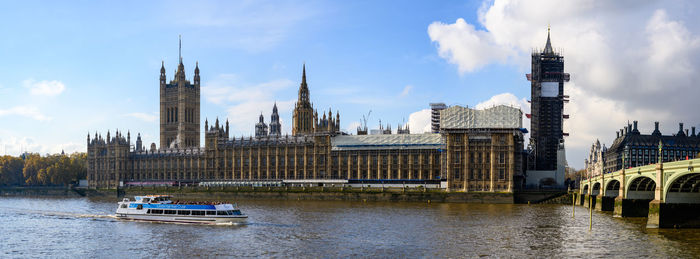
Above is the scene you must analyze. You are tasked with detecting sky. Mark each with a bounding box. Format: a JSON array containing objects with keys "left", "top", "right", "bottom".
[{"left": 0, "top": 0, "right": 698, "bottom": 169}]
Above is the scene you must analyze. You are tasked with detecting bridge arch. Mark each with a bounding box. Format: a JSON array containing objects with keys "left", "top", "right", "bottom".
[
  {"left": 582, "top": 184, "right": 589, "bottom": 195},
  {"left": 665, "top": 172, "right": 700, "bottom": 204},
  {"left": 626, "top": 176, "right": 655, "bottom": 200},
  {"left": 592, "top": 182, "right": 601, "bottom": 196},
  {"left": 604, "top": 179, "right": 620, "bottom": 197}
]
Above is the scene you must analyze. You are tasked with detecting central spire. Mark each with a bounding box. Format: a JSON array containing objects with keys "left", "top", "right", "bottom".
[
  {"left": 543, "top": 26, "right": 554, "bottom": 55},
  {"left": 302, "top": 63, "right": 307, "bottom": 87},
  {"left": 179, "top": 35, "right": 182, "bottom": 64},
  {"left": 298, "top": 63, "right": 309, "bottom": 104}
]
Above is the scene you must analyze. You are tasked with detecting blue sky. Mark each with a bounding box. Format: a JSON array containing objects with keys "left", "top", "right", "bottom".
[{"left": 2, "top": 1, "right": 699, "bottom": 169}]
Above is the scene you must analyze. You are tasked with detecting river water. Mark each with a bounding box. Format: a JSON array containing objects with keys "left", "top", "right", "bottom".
[{"left": 1, "top": 196, "right": 699, "bottom": 258}]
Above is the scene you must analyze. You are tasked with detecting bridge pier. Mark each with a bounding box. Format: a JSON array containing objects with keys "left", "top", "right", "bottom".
[
  {"left": 578, "top": 193, "right": 585, "bottom": 206},
  {"left": 595, "top": 196, "right": 615, "bottom": 211},
  {"left": 613, "top": 197, "right": 652, "bottom": 217},
  {"left": 647, "top": 200, "right": 700, "bottom": 228},
  {"left": 583, "top": 194, "right": 596, "bottom": 209}
]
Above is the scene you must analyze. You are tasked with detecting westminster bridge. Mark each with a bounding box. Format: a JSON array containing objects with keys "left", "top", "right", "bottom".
[{"left": 579, "top": 158, "right": 700, "bottom": 228}]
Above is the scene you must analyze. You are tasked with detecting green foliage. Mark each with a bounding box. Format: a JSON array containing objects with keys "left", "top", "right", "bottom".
[
  {"left": 0, "top": 152, "right": 86, "bottom": 186},
  {"left": 0, "top": 156, "right": 24, "bottom": 186}
]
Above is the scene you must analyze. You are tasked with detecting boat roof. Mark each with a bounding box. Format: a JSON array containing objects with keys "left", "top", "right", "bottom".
[{"left": 135, "top": 195, "right": 172, "bottom": 199}]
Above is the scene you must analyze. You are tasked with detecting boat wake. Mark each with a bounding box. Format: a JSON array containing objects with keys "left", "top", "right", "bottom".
[{"left": 0, "top": 206, "right": 117, "bottom": 220}]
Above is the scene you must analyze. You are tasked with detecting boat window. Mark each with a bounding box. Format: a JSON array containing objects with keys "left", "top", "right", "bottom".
[
  {"left": 191, "top": 210, "right": 205, "bottom": 216},
  {"left": 177, "top": 210, "right": 191, "bottom": 215},
  {"left": 217, "top": 211, "right": 227, "bottom": 215},
  {"left": 232, "top": 210, "right": 242, "bottom": 215},
  {"left": 164, "top": 210, "right": 176, "bottom": 215},
  {"left": 120, "top": 204, "right": 127, "bottom": 209},
  {"left": 206, "top": 211, "right": 216, "bottom": 215},
  {"left": 136, "top": 204, "right": 143, "bottom": 210},
  {"left": 143, "top": 198, "right": 150, "bottom": 203},
  {"left": 146, "top": 209, "right": 151, "bottom": 214},
  {"left": 152, "top": 209, "right": 163, "bottom": 214}
]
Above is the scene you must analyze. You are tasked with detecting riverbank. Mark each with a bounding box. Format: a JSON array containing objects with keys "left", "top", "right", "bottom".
[
  {"left": 102, "top": 186, "right": 515, "bottom": 203},
  {"left": 0, "top": 186, "right": 577, "bottom": 204},
  {"left": 0, "top": 186, "right": 84, "bottom": 197}
]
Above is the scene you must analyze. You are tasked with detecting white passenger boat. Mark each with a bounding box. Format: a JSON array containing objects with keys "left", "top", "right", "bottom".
[{"left": 116, "top": 195, "right": 247, "bottom": 224}]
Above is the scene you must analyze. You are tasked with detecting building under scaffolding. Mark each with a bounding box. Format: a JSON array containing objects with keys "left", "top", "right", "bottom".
[{"left": 440, "top": 105, "right": 525, "bottom": 192}]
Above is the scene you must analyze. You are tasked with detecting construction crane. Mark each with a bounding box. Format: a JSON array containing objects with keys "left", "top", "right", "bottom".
[{"left": 361, "top": 110, "right": 372, "bottom": 131}]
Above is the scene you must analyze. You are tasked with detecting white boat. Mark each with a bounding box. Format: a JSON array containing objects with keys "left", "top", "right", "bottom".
[{"left": 116, "top": 195, "right": 247, "bottom": 224}]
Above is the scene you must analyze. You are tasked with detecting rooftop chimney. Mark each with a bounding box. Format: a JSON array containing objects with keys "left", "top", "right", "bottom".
[
  {"left": 652, "top": 121, "right": 662, "bottom": 136},
  {"left": 616, "top": 131, "right": 620, "bottom": 138},
  {"left": 633, "top": 121, "right": 638, "bottom": 131},
  {"left": 693, "top": 126, "right": 696, "bottom": 137},
  {"left": 679, "top": 122, "right": 685, "bottom": 136}
]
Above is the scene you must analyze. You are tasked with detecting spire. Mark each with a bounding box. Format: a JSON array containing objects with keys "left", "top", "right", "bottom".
[
  {"left": 272, "top": 102, "right": 278, "bottom": 113},
  {"left": 179, "top": 34, "right": 182, "bottom": 64},
  {"left": 160, "top": 60, "right": 165, "bottom": 74},
  {"left": 195, "top": 61, "right": 199, "bottom": 74},
  {"left": 297, "top": 64, "right": 310, "bottom": 104},
  {"left": 302, "top": 63, "right": 306, "bottom": 84},
  {"left": 543, "top": 25, "right": 554, "bottom": 55}
]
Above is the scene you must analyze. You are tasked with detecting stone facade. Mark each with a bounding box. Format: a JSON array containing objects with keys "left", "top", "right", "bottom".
[
  {"left": 441, "top": 105, "right": 525, "bottom": 192},
  {"left": 87, "top": 59, "right": 524, "bottom": 191},
  {"left": 604, "top": 121, "right": 700, "bottom": 173},
  {"left": 159, "top": 45, "right": 200, "bottom": 149},
  {"left": 584, "top": 139, "right": 605, "bottom": 178}
]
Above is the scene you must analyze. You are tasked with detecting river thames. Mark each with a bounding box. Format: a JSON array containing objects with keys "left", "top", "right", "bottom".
[{"left": 1, "top": 197, "right": 699, "bottom": 258}]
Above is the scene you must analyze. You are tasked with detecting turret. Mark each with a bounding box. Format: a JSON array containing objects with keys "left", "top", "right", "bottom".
[
  {"left": 678, "top": 122, "right": 686, "bottom": 136},
  {"left": 205, "top": 118, "right": 208, "bottom": 131},
  {"left": 194, "top": 61, "right": 200, "bottom": 86},
  {"left": 160, "top": 61, "right": 166, "bottom": 85},
  {"left": 652, "top": 121, "right": 661, "bottom": 136},
  {"left": 226, "top": 119, "right": 230, "bottom": 138},
  {"left": 136, "top": 133, "right": 143, "bottom": 151}
]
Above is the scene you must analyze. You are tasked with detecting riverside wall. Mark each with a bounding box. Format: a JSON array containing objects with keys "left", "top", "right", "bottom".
[
  {"left": 0, "top": 187, "right": 85, "bottom": 197},
  {"left": 89, "top": 186, "right": 515, "bottom": 204}
]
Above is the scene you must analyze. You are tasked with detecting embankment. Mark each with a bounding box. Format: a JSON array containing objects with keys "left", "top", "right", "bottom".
[
  {"left": 0, "top": 186, "right": 85, "bottom": 197},
  {"left": 90, "top": 186, "right": 515, "bottom": 203}
]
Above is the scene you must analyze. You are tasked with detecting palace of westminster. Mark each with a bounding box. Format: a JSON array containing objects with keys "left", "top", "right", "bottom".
[{"left": 87, "top": 38, "right": 551, "bottom": 192}]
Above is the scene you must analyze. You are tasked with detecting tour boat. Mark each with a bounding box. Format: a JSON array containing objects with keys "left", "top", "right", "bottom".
[{"left": 116, "top": 195, "right": 247, "bottom": 224}]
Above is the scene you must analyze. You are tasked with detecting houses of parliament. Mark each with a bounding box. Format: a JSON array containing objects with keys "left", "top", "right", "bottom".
[{"left": 87, "top": 44, "right": 526, "bottom": 192}]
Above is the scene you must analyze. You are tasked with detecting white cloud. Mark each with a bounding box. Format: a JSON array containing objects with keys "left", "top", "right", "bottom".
[
  {"left": 23, "top": 79, "right": 65, "bottom": 96},
  {"left": 345, "top": 121, "right": 362, "bottom": 134},
  {"left": 0, "top": 136, "right": 81, "bottom": 156},
  {"left": 475, "top": 92, "right": 531, "bottom": 144},
  {"left": 124, "top": 112, "right": 158, "bottom": 122},
  {"left": 428, "top": 18, "right": 516, "bottom": 73},
  {"left": 428, "top": 0, "right": 700, "bottom": 168},
  {"left": 0, "top": 106, "right": 50, "bottom": 121},
  {"left": 400, "top": 85, "right": 413, "bottom": 97},
  {"left": 407, "top": 109, "right": 432, "bottom": 134}
]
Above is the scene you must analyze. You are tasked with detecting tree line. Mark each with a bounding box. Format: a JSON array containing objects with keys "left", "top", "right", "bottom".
[{"left": 0, "top": 152, "right": 86, "bottom": 186}]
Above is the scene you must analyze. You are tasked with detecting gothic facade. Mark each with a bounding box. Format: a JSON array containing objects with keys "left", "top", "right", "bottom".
[
  {"left": 87, "top": 58, "right": 524, "bottom": 192},
  {"left": 584, "top": 140, "right": 605, "bottom": 179},
  {"left": 603, "top": 121, "right": 700, "bottom": 173},
  {"left": 159, "top": 40, "right": 200, "bottom": 149},
  {"left": 527, "top": 28, "right": 570, "bottom": 171}
]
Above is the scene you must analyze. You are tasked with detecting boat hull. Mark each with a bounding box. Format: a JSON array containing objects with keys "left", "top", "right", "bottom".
[{"left": 116, "top": 213, "right": 247, "bottom": 224}]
